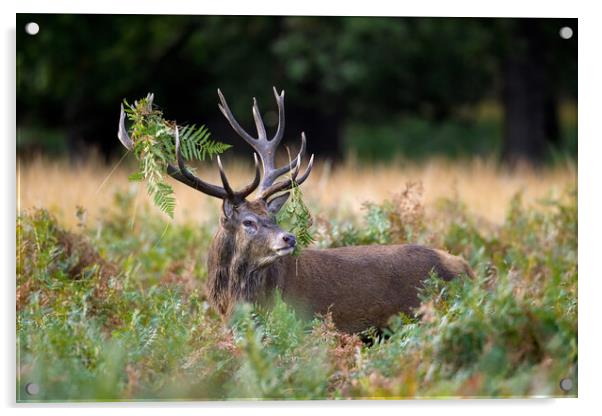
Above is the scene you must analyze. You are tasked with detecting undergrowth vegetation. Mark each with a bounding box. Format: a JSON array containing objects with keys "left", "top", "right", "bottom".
[{"left": 16, "top": 184, "right": 577, "bottom": 401}]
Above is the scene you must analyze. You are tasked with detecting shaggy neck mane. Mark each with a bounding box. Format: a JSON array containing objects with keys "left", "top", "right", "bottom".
[{"left": 207, "top": 228, "right": 280, "bottom": 315}]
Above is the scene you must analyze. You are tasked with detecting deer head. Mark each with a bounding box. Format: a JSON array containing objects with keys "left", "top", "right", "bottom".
[{"left": 118, "top": 88, "right": 314, "bottom": 269}]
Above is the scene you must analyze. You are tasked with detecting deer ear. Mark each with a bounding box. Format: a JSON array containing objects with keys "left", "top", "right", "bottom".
[
  {"left": 267, "top": 192, "right": 290, "bottom": 215},
  {"left": 222, "top": 200, "right": 236, "bottom": 219}
]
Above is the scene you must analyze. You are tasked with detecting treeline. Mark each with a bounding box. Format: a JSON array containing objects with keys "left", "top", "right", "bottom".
[{"left": 17, "top": 15, "right": 576, "bottom": 164}]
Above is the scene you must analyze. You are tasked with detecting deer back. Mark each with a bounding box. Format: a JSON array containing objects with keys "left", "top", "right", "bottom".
[{"left": 278, "top": 244, "right": 473, "bottom": 333}]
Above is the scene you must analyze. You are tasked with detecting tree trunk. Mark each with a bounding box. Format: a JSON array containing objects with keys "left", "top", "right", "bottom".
[{"left": 501, "top": 19, "right": 559, "bottom": 166}]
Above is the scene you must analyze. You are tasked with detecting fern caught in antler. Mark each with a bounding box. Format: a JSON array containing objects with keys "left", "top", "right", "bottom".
[
  {"left": 118, "top": 91, "right": 314, "bottom": 250},
  {"left": 120, "top": 94, "right": 231, "bottom": 218},
  {"left": 277, "top": 178, "right": 314, "bottom": 253}
]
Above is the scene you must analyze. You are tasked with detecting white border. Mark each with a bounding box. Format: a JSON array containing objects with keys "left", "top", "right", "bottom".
[
  {"left": 4, "top": 1, "right": 601, "bottom": 415},
  {"left": 10, "top": 0, "right": 582, "bottom": 17}
]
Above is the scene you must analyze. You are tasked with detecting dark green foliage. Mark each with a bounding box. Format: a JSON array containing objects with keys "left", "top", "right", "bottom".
[
  {"left": 17, "top": 185, "right": 577, "bottom": 400},
  {"left": 17, "top": 15, "right": 577, "bottom": 163},
  {"left": 345, "top": 116, "right": 502, "bottom": 162}
]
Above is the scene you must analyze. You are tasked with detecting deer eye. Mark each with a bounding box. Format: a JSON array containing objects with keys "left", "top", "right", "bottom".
[{"left": 242, "top": 219, "right": 257, "bottom": 231}]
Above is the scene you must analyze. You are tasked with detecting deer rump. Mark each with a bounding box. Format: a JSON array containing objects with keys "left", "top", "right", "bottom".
[{"left": 118, "top": 87, "right": 474, "bottom": 334}]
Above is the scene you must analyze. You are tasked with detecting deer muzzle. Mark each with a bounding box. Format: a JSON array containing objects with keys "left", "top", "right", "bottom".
[{"left": 273, "top": 232, "right": 296, "bottom": 256}]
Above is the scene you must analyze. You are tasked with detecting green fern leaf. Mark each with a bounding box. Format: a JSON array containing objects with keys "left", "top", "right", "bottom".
[{"left": 121, "top": 94, "right": 231, "bottom": 218}]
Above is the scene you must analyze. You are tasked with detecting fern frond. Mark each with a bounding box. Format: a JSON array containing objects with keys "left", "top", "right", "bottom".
[
  {"left": 277, "top": 180, "right": 314, "bottom": 253},
  {"left": 121, "top": 94, "right": 231, "bottom": 218},
  {"left": 178, "top": 124, "right": 232, "bottom": 161}
]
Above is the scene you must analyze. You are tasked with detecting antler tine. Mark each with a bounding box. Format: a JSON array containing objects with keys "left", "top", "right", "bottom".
[
  {"left": 172, "top": 126, "right": 230, "bottom": 199},
  {"left": 258, "top": 153, "right": 314, "bottom": 200},
  {"left": 252, "top": 98, "right": 267, "bottom": 141},
  {"left": 237, "top": 153, "right": 262, "bottom": 199},
  {"left": 216, "top": 155, "right": 235, "bottom": 198},
  {"left": 118, "top": 104, "right": 135, "bottom": 151},
  {"left": 217, "top": 89, "right": 257, "bottom": 146},
  {"left": 267, "top": 132, "right": 307, "bottom": 185},
  {"left": 295, "top": 153, "right": 314, "bottom": 185},
  {"left": 216, "top": 153, "right": 262, "bottom": 202},
  {"left": 217, "top": 89, "right": 275, "bottom": 187},
  {"left": 285, "top": 154, "right": 303, "bottom": 183},
  {"left": 216, "top": 88, "right": 314, "bottom": 200},
  {"left": 218, "top": 89, "right": 275, "bottom": 173},
  {"left": 271, "top": 86, "right": 285, "bottom": 146}
]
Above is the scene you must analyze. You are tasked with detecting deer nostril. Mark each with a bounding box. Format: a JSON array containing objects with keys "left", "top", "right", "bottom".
[{"left": 282, "top": 234, "right": 296, "bottom": 247}]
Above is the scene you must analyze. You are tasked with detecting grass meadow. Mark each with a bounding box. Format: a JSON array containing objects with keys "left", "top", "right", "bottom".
[
  {"left": 19, "top": 155, "right": 575, "bottom": 226},
  {"left": 16, "top": 155, "right": 577, "bottom": 401}
]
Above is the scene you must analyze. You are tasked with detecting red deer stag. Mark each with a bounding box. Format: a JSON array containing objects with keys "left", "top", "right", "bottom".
[{"left": 118, "top": 88, "right": 474, "bottom": 333}]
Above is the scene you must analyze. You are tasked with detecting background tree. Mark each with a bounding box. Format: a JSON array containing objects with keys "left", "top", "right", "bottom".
[
  {"left": 494, "top": 18, "right": 577, "bottom": 165},
  {"left": 17, "top": 15, "right": 577, "bottom": 165}
]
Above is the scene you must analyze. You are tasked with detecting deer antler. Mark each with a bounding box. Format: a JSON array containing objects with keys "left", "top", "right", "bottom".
[
  {"left": 117, "top": 102, "right": 260, "bottom": 204},
  {"left": 217, "top": 87, "right": 314, "bottom": 201}
]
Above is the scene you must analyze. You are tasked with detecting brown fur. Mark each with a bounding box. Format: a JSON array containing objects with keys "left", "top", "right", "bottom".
[
  {"left": 278, "top": 245, "right": 473, "bottom": 333},
  {"left": 206, "top": 199, "right": 473, "bottom": 333}
]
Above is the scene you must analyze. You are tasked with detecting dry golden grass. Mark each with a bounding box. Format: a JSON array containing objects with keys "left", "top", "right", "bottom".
[{"left": 17, "top": 155, "right": 576, "bottom": 229}]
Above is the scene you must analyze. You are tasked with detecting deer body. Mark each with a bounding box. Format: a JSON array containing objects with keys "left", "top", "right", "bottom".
[
  {"left": 118, "top": 87, "right": 474, "bottom": 334},
  {"left": 282, "top": 246, "right": 472, "bottom": 332},
  {"left": 209, "top": 240, "right": 473, "bottom": 333}
]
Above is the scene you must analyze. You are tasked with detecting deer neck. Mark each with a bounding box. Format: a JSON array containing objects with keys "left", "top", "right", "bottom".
[{"left": 207, "top": 229, "right": 283, "bottom": 315}]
